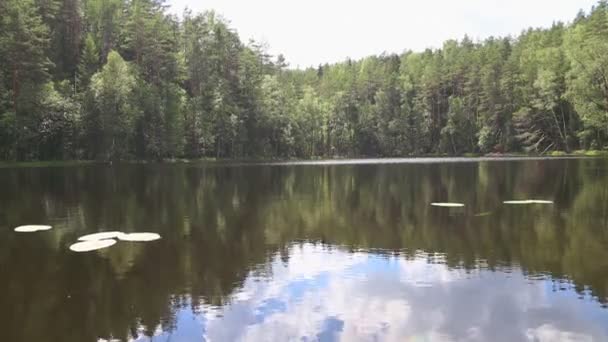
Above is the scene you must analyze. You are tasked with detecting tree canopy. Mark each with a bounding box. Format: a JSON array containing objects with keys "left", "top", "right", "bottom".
[{"left": 1, "top": 0, "right": 608, "bottom": 160}]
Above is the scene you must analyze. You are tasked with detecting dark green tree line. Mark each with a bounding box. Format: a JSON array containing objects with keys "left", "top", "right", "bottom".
[{"left": 1, "top": 0, "right": 608, "bottom": 160}]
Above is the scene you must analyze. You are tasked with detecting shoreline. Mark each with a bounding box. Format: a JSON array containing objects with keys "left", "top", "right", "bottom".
[{"left": 1, "top": 151, "right": 607, "bottom": 168}]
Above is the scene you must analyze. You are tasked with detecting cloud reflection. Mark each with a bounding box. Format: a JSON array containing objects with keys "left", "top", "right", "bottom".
[{"left": 132, "top": 243, "right": 608, "bottom": 341}]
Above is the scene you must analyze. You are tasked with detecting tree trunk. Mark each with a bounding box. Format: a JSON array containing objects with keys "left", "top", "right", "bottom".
[
  {"left": 12, "top": 64, "right": 19, "bottom": 113},
  {"left": 551, "top": 108, "right": 568, "bottom": 152},
  {"left": 216, "top": 138, "right": 221, "bottom": 159}
]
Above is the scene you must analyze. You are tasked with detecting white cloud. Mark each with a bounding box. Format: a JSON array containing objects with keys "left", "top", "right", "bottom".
[{"left": 526, "top": 324, "right": 594, "bottom": 342}]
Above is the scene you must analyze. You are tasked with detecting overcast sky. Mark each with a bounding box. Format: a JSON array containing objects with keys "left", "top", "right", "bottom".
[{"left": 167, "top": 0, "right": 598, "bottom": 68}]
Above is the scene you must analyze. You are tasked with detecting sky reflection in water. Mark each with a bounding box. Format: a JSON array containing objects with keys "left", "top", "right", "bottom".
[
  {"left": 132, "top": 244, "right": 608, "bottom": 342},
  {"left": 2, "top": 159, "right": 608, "bottom": 341}
]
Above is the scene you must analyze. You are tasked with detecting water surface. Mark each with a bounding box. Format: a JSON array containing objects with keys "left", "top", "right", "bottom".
[{"left": 1, "top": 158, "right": 608, "bottom": 341}]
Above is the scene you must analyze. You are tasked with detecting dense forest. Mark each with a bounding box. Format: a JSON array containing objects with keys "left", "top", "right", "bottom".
[{"left": 0, "top": 0, "right": 607, "bottom": 161}]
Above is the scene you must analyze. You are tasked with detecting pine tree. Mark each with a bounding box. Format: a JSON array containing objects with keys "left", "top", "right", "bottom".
[
  {"left": 77, "top": 33, "right": 99, "bottom": 89},
  {"left": 0, "top": 0, "right": 52, "bottom": 113}
]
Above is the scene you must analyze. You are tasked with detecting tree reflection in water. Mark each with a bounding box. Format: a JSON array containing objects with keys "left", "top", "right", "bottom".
[{"left": 0, "top": 159, "right": 607, "bottom": 341}]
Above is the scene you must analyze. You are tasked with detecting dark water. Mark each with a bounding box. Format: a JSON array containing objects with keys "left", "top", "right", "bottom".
[{"left": 1, "top": 158, "right": 608, "bottom": 342}]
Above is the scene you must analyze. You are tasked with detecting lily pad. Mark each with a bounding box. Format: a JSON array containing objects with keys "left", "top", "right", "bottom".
[
  {"left": 503, "top": 200, "right": 553, "bottom": 205},
  {"left": 117, "top": 232, "right": 161, "bottom": 242},
  {"left": 529, "top": 200, "right": 553, "bottom": 204},
  {"left": 69, "top": 239, "right": 117, "bottom": 252},
  {"left": 503, "top": 200, "right": 531, "bottom": 204},
  {"left": 78, "top": 231, "right": 125, "bottom": 241},
  {"left": 14, "top": 225, "right": 52, "bottom": 233},
  {"left": 431, "top": 202, "right": 465, "bottom": 208}
]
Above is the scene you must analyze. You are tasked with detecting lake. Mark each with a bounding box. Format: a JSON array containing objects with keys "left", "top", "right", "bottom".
[{"left": 1, "top": 158, "right": 608, "bottom": 341}]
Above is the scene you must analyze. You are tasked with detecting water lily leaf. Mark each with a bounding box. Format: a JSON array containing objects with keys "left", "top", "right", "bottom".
[
  {"left": 78, "top": 231, "right": 125, "bottom": 241},
  {"left": 117, "top": 232, "right": 161, "bottom": 242},
  {"left": 14, "top": 225, "right": 52, "bottom": 233},
  {"left": 503, "top": 200, "right": 532, "bottom": 204},
  {"left": 503, "top": 200, "right": 553, "bottom": 205},
  {"left": 431, "top": 203, "right": 465, "bottom": 207},
  {"left": 69, "top": 239, "right": 117, "bottom": 252}
]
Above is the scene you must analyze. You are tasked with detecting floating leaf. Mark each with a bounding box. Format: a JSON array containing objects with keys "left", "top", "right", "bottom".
[
  {"left": 69, "top": 239, "right": 117, "bottom": 252},
  {"left": 78, "top": 231, "right": 125, "bottom": 242},
  {"left": 118, "top": 232, "right": 161, "bottom": 242},
  {"left": 431, "top": 202, "right": 465, "bottom": 208},
  {"left": 503, "top": 200, "right": 553, "bottom": 205},
  {"left": 503, "top": 200, "right": 531, "bottom": 204},
  {"left": 14, "top": 225, "right": 52, "bottom": 233}
]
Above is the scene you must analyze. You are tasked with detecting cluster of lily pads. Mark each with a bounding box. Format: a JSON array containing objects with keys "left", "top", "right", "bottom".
[
  {"left": 69, "top": 231, "right": 161, "bottom": 252},
  {"left": 431, "top": 199, "right": 554, "bottom": 208},
  {"left": 13, "top": 225, "right": 161, "bottom": 252}
]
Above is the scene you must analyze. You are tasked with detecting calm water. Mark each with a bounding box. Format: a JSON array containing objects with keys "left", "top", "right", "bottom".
[{"left": 1, "top": 158, "right": 608, "bottom": 342}]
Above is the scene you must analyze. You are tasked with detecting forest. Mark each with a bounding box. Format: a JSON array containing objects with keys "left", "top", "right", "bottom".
[{"left": 0, "top": 0, "right": 608, "bottom": 161}]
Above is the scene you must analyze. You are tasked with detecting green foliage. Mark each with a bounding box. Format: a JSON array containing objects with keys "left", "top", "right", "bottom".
[
  {"left": 50, "top": 0, "right": 83, "bottom": 79},
  {"left": 294, "top": 86, "right": 330, "bottom": 157},
  {"left": 565, "top": 2, "right": 608, "bottom": 149},
  {"left": 37, "top": 82, "right": 81, "bottom": 159},
  {"left": 0, "top": 111, "right": 17, "bottom": 160},
  {"left": 1, "top": 0, "right": 608, "bottom": 160},
  {"left": 0, "top": 0, "right": 52, "bottom": 108},
  {"left": 77, "top": 33, "right": 99, "bottom": 89},
  {"left": 88, "top": 50, "right": 137, "bottom": 160}
]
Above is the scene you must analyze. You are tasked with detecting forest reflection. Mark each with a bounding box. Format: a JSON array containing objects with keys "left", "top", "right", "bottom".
[{"left": 1, "top": 159, "right": 608, "bottom": 341}]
